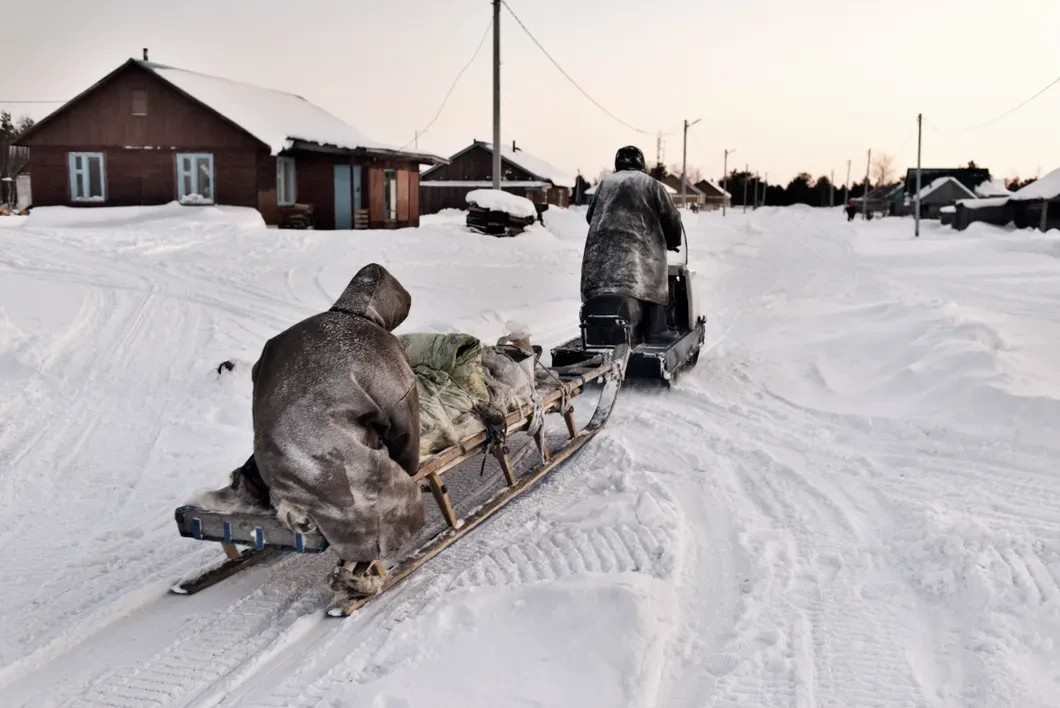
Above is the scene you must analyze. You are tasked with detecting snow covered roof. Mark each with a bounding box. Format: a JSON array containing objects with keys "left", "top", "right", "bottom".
[
  {"left": 915, "top": 176, "right": 976, "bottom": 201},
  {"left": 423, "top": 141, "right": 575, "bottom": 189},
  {"left": 420, "top": 180, "right": 551, "bottom": 188},
  {"left": 1010, "top": 167, "right": 1060, "bottom": 202},
  {"left": 585, "top": 183, "right": 598, "bottom": 195},
  {"left": 974, "top": 179, "right": 1011, "bottom": 198},
  {"left": 940, "top": 205, "right": 956, "bottom": 214},
  {"left": 658, "top": 180, "right": 678, "bottom": 195},
  {"left": 956, "top": 197, "right": 1011, "bottom": 210},
  {"left": 696, "top": 179, "right": 731, "bottom": 198},
  {"left": 19, "top": 58, "right": 446, "bottom": 164}
]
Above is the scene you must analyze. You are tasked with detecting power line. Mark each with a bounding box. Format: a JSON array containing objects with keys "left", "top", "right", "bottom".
[
  {"left": 0, "top": 100, "right": 64, "bottom": 104},
  {"left": 501, "top": 0, "right": 655, "bottom": 136},
  {"left": 929, "top": 73, "right": 1060, "bottom": 134},
  {"left": 399, "top": 18, "right": 493, "bottom": 151}
]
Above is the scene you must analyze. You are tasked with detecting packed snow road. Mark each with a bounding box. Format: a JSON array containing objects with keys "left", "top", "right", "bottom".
[{"left": 1, "top": 203, "right": 1058, "bottom": 707}]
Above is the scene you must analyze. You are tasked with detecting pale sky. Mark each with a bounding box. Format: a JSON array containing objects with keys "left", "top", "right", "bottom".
[{"left": 4, "top": 0, "right": 1058, "bottom": 185}]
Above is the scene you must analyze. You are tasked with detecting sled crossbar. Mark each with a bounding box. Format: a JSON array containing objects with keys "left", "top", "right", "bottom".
[{"left": 171, "top": 351, "right": 625, "bottom": 595}]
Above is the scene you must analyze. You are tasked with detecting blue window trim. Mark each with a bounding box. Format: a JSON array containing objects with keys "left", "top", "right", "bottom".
[
  {"left": 176, "top": 153, "right": 215, "bottom": 204},
  {"left": 277, "top": 157, "right": 296, "bottom": 206},
  {"left": 68, "top": 152, "right": 106, "bottom": 202}
]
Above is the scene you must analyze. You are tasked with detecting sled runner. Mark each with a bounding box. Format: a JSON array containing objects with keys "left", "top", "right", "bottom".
[{"left": 172, "top": 345, "right": 629, "bottom": 615}]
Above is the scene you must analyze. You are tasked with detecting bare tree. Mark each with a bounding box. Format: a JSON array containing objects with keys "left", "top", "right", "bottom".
[
  {"left": 668, "top": 164, "right": 702, "bottom": 184},
  {"left": 872, "top": 153, "right": 896, "bottom": 187}
]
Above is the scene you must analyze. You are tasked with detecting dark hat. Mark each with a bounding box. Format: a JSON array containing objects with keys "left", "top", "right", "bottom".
[{"left": 614, "top": 145, "right": 646, "bottom": 173}]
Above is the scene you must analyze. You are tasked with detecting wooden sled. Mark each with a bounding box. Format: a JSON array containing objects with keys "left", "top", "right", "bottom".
[{"left": 171, "top": 345, "right": 630, "bottom": 616}]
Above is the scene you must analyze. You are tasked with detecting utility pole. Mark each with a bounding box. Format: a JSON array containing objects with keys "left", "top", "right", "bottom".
[
  {"left": 681, "top": 119, "right": 701, "bottom": 210},
  {"left": 414, "top": 130, "right": 419, "bottom": 151},
  {"left": 743, "top": 163, "right": 749, "bottom": 214},
  {"left": 915, "top": 113, "right": 923, "bottom": 238},
  {"left": 656, "top": 131, "right": 663, "bottom": 170},
  {"left": 844, "top": 159, "right": 851, "bottom": 204},
  {"left": 723, "top": 148, "right": 735, "bottom": 216},
  {"left": 492, "top": 0, "right": 501, "bottom": 190},
  {"left": 863, "top": 149, "right": 871, "bottom": 221}
]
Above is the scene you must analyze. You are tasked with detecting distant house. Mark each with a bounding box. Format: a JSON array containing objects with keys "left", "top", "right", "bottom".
[
  {"left": 1009, "top": 167, "right": 1060, "bottom": 231},
  {"left": 694, "top": 179, "right": 731, "bottom": 211},
  {"left": 14, "top": 56, "right": 446, "bottom": 229},
  {"left": 913, "top": 177, "right": 976, "bottom": 219},
  {"left": 852, "top": 183, "right": 905, "bottom": 216},
  {"left": 419, "top": 140, "right": 574, "bottom": 215},
  {"left": 904, "top": 166, "right": 992, "bottom": 197},
  {"left": 661, "top": 175, "right": 705, "bottom": 208}
]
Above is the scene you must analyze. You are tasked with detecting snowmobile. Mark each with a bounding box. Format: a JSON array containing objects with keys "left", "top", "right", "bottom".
[{"left": 550, "top": 228, "right": 705, "bottom": 384}]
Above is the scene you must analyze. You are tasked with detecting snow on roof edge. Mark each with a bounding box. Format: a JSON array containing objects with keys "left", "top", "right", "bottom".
[
  {"left": 1010, "top": 167, "right": 1060, "bottom": 202},
  {"left": 136, "top": 60, "right": 443, "bottom": 162}
]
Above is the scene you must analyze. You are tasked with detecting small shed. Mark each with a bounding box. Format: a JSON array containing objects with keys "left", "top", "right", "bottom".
[
  {"left": 419, "top": 140, "right": 574, "bottom": 215},
  {"left": 953, "top": 197, "right": 1014, "bottom": 231},
  {"left": 913, "top": 177, "right": 976, "bottom": 219},
  {"left": 694, "top": 179, "right": 731, "bottom": 211},
  {"left": 1009, "top": 167, "right": 1060, "bottom": 232}
]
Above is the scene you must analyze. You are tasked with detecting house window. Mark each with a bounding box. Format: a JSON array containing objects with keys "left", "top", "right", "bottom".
[
  {"left": 277, "top": 157, "right": 296, "bottom": 206},
  {"left": 176, "top": 153, "right": 214, "bottom": 204},
  {"left": 131, "top": 90, "right": 148, "bottom": 116},
  {"left": 68, "top": 152, "right": 105, "bottom": 202},
  {"left": 384, "top": 169, "right": 398, "bottom": 221}
]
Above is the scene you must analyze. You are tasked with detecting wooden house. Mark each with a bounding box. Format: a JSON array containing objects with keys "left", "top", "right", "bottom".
[
  {"left": 14, "top": 56, "right": 446, "bottom": 229},
  {"left": 693, "top": 179, "right": 731, "bottom": 211},
  {"left": 912, "top": 177, "right": 976, "bottom": 219},
  {"left": 661, "top": 175, "right": 705, "bottom": 209},
  {"left": 1009, "top": 168, "right": 1060, "bottom": 232},
  {"left": 419, "top": 140, "right": 574, "bottom": 215}
]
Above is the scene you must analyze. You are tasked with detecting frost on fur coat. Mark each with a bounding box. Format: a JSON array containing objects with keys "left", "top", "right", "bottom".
[
  {"left": 581, "top": 169, "right": 683, "bottom": 306},
  {"left": 250, "top": 263, "right": 425, "bottom": 561}
]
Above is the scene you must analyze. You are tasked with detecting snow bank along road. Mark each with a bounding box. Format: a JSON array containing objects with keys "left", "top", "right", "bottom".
[{"left": 1, "top": 204, "right": 1059, "bottom": 707}]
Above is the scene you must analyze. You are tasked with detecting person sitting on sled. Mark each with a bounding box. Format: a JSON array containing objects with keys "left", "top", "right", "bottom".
[
  {"left": 249, "top": 262, "right": 425, "bottom": 600},
  {"left": 581, "top": 145, "right": 683, "bottom": 341}
]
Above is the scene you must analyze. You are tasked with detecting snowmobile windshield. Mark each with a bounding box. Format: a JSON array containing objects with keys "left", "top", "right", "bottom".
[{"left": 330, "top": 263, "right": 411, "bottom": 332}]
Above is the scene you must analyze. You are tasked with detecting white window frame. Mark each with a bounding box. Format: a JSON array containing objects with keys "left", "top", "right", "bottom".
[
  {"left": 68, "top": 152, "right": 106, "bottom": 202},
  {"left": 277, "top": 157, "right": 296, "bottom": 206},
  {"left": 176, "top": 153, "right": 215, "bottom": 204}
]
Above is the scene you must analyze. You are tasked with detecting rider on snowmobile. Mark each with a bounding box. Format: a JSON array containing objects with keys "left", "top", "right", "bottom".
[{"left": 581, "top": 145, "right": 683, "bottom": 341}]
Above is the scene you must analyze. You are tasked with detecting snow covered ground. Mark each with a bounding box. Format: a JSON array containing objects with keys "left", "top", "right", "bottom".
[{"left": 1, "top": 202, "right": 1059, "bottom": 707}]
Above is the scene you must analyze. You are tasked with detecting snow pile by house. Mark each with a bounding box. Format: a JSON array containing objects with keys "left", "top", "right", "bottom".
[
  {"left": 142, "top": 61, "right": 395, "bottom": 156},
  {"left": 466, "top": 189, "right": 537, "bottom": 218},
  {"left": 975, "top": 179, "right": 1012, "bottom": 198},
  {"left": 22, "top": 201, "right": 266, "bottom": 229},
  {"left": 957, "top": 196, "right": 1011, "bottom": 210},
  {"left": 1010, "top": 166, "right": 1060, "bottom": 201}
]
